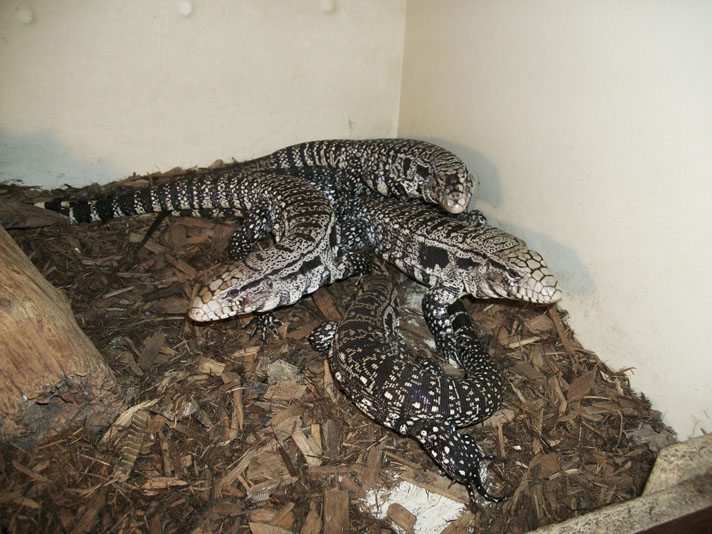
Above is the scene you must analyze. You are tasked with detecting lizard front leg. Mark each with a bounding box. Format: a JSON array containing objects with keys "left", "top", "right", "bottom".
[
  {"left": 227, "top": 207, "right": 282, "bottom": 338},
  {"left": 456, "top": 208, "right": 488, "bottom": 227},
  {"left": 336, "top": 198, "right": 375, "bottom": 253},
  {"left": 226, "top": 206, "right": 273, "bottom": 261},
  {"left": 422, "top": 282, "right": 464, "bottom": 365},
  {"left": 247, "top": 312, "right": 283, "bottom": 340},
  {"left": 331, "top": 251, "right": 375, "bottom": 281}
]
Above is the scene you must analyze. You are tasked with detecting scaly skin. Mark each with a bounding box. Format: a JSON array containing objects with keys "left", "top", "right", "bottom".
[
  {"left": 309, "top": 275, "right": 504, "bottom": 503},
  {"left": 242, "top": 138, "right": 475, "bottom": 214},
  {"left": 36, "top": 168, "right": 370, "bottom": 332},
  {"left": 340, "top": 195, "right": 562, "bottom": 363},
  {"left": 185, "top": 172, "right": 370, "bottom": 323},
  {"left": 183, "top": 157, "right": 480, "bottom": 325}
]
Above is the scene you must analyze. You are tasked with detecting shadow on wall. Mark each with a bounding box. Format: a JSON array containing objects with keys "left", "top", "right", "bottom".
[
  {"left": 0, "top": 128, "right": 124, "bottom": 189},
  {"left": 420, "top": 136, "right": 596, "bottom": 297},
  {"left": 495, "top": 222, "right": 597, "bottom": 298}
]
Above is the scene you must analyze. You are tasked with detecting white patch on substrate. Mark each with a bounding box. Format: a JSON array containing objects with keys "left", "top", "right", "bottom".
[
  {"left": 400, "top": 286, "right": 427, "bottom": 313},
  {"left": 266, "top": 359, "right": 302, "bottom": 384},
  {"left": 361, "top": 478, "right": 467, "bottom": 534},
  {"left": 398, "top": 285, "right": 436, "bottom": 351},
  {"left": 402, "top": 316, "right": 437, "bottom": 351},
  {"left": 422, "top": 337, "right": 437, "bottom": 350}
]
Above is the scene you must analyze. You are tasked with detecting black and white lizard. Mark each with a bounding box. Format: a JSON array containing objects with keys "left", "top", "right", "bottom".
[
  {"left": 182, "top": 161, "right": 482, "bottom": 324},
  {"left": 186, "top": 178, "right": 557, "bottom": 345},
  {"left": 36, "top": 168, "right": 370, "bottom": 332},
  {"left": 309, "top": 274, "right": 504, "bottom": 503},
  {"left": 334, "top": 195, "right": 562, "bottom": 363},
  {"left": 37, "top": 136, "right": 478, "bottom": 326},
  {"left": 241, "top": 138, "right": 476, "bottom": 214}
]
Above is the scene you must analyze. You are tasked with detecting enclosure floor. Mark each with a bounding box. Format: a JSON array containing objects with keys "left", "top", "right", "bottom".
[{"left": 1, "top": 174, "right": 674, "bottom": 533}]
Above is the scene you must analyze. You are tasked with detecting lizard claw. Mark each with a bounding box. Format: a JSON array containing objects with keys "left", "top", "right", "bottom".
[{"left": 435, "top": 334, "right": 461, "bottom": 366}]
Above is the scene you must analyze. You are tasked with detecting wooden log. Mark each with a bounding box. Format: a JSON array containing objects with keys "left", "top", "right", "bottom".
[
  {"left": 0, "top": 200, "right": 68, "bottom": 229},
  {"left": 0, "top": 226, "right": 125, "bottom": 447}
]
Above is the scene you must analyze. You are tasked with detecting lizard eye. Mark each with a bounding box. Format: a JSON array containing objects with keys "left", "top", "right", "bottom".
[
  {"left": 506, "top": 268, "right": 522, "bottom": 281},
  {"left": 225, "top": 288, "right": 239, "bottom": 300}
]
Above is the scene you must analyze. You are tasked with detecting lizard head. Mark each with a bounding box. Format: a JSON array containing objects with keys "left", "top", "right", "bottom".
[
  {"left": 471, "top": 246, "right": 562, "bottom": 304},
  {"left": 462, "top": 226, "right": 562, "bottom": 304},
  {"left": 421, "top": 150, "right": 475, "bottom": 215},
  {"left": 188, "top": 263, "right": 279, "bottom": 322}
]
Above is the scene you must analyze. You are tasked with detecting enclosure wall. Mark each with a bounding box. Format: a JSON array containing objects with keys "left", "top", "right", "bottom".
[
  {"left": 0, "top": 1, "right": 406, "bottom": 187},
  {"left": 399, "top": 0, "right": 712, "bottom": 438}
]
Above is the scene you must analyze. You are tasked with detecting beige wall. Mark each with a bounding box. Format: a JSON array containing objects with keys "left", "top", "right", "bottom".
[
  {"left": 0, "top": 0, "right": 405, "bottom": 187},
  {"left": 399, "top": 0, "right": 712, "bottom": 438}
]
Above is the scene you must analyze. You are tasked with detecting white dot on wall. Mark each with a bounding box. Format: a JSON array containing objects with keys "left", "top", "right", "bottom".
[
  {"left": 15, "top": 6, "right": 35, "bottom": 24},
  {"left": 178, "top": 1, "right": 193, "bottom": 17},
  {"left": 320, "top": 0, "right": 336, "bottom": 14}
]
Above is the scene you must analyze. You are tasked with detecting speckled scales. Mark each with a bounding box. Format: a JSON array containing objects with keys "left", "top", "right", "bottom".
[
  {"left": 243, "top": 138, "right": 475, "bottom": 214},
  {"left": 319, "top": 275, "right": 503, "bottom": 502},
  {"left": 340, "top": 195, "right": 562, "bottom": 362}
]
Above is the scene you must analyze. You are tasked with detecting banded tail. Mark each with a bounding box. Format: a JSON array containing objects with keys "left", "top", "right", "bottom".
[{"left": 35, "top": 171, "right": 243, "bottom": 224}]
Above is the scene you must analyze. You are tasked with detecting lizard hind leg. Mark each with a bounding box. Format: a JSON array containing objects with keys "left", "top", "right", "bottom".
[
  {"left": 333, "top": 251, "right": 376, "bottom": 281},
  {"left": 226, "top": 206, "right": 273, "bottom": 261}
]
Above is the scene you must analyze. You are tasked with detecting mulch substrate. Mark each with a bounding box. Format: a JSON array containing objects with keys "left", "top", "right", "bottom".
[{"left": 1, "top": 171, "right": 676, "bottom": 534}]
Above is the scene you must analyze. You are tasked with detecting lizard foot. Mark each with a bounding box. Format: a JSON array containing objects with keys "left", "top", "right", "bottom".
[
  {"left": 247, "top": 312, "right": 283, "bottom": 340},
  {"left": 457, "top": 209, "right": 488, "bottom": 227}
]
